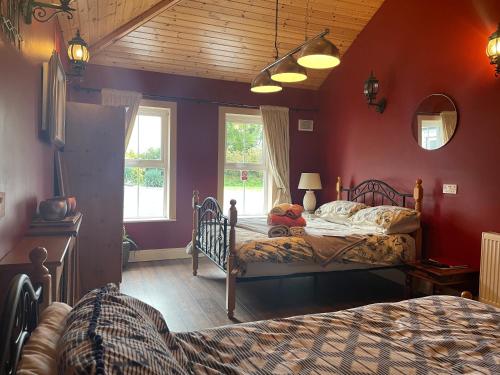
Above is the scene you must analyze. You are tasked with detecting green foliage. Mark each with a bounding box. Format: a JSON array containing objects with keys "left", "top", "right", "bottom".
[
  {"left": 225, "top": 122, "right": 263, "bottom": 164},
  {"left": 125, "top": 147, "right": 164, "bottom": 188},
  {"left": 224, "top": 169, "right": 263, "bottom": 188},
  {"left": 144, "top": 168, "right": 164, "bottom": 187},
  {"left": 126, "top": 147, "right": 161, "bottom": 160},
  {"left": 125, "top": 167, "right": 164, "bottom": 188}
]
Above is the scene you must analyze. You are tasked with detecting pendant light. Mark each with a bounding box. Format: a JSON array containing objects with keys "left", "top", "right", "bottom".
[
  {"left": 297, "top": 1, "right": 340, "bottom": 69},
  {"left": 270, "top": 55, "right": 308, "bottom": 82},
  {"left": 269, "top": 0, "right": 307, "bottom": 83},
  {"left": 251, "top": 70, "right": 282, "bottom": 93},
  {"left": 297, "top": 37, "right": 340, "bottom": 69}
]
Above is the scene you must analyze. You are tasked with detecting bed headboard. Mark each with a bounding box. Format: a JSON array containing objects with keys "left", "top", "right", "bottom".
[
  {"left": 0, "top": 247, "right": 51, "bottom": 375},
  {"left": 336, "top": 177, "right": 423, "bottom": 213}
]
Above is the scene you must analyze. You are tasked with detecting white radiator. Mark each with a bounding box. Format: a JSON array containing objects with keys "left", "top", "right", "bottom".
[{"left": 479, "top": 232, "right": 500, "bottom": 307}]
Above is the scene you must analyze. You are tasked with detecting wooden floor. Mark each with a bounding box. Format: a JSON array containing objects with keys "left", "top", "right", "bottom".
[{"left": 121, "top": 258, "right": 405, "bottom": 332}]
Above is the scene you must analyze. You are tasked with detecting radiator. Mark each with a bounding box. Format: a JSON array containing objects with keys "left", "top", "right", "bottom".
[{"left": 479, "top": 232, "right": 500, "bottom": 307}]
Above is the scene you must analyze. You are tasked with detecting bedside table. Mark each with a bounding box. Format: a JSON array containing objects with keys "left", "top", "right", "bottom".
[{"left": 404, "top": 261, "right": 479, "bottom": 298}]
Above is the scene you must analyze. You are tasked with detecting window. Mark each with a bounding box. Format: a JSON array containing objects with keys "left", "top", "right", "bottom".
[
  {"left": 218, "top": 107, "right": 271, "bottom": 216},
  {"left": 418, "top": 115, "right": 444, "bottom": 150},
  {"left": 124, "top": 100, "right": 176, "bottom": 221}
]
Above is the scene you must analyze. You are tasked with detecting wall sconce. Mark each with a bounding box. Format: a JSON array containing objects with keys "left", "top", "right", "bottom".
[
  {"left": 486, "top": 23, "right": 500, "bottom": 77},
  {"left": 364, "top": 71, "right": 387, "bottom": 113},
  {"left": 67, "top": 30, "right": 90, "bottom": 77},
  {"left": 20, "top": 0, "right": 75, "bottom": 23}
]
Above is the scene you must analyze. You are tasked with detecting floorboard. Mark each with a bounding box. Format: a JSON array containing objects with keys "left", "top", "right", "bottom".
[{"left": 121, "top": 258, "right": 405, "bottom": 332}]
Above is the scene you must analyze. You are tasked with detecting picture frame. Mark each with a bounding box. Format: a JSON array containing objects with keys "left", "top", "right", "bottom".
[{"left": 47, "top": 51, "right": 67, "bottom": 148}]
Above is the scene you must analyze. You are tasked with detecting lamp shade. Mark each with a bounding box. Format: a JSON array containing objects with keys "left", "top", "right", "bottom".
[
  {"left": 271, "top": 55, "right": 308, "bottom": 83},
  {"left": 67, "top": 30, "right": 90, "bottom": 66},
  {"left": 251, "top": 70, "right": 283, "bottom": 93},
  {"left": 487, "top": 23, "right": 500, "bottom": 74},
  {"left": 364, "top": 71, "right": 379, "bottom": 101},
  {"left": 298, "top": 173, "right": 322, "bottom": 190},
  {"left": 297, "top": 37, "right": 341, "bottom": 69}
]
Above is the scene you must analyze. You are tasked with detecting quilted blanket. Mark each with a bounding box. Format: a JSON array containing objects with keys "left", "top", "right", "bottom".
[{"left": 174, "top": 296, "right": 500, "bottom": 374}]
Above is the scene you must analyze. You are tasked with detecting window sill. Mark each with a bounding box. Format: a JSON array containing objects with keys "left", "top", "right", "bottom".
[{"left": 124, "top": 218, "right": 176, "bottom": 224}]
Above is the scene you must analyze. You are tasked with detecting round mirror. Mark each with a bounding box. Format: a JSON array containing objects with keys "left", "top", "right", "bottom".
[{"left": 412, "top": 94, "right": 458, "bottom": 150}]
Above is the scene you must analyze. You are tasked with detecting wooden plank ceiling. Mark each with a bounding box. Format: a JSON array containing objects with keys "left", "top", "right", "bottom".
[{"left": 59, "top": 0, "right": 384, "bottom": 90}]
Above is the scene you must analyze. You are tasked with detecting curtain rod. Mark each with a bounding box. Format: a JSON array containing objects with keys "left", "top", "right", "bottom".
[{"left": 72, "top": 85, "right": 318, "bottom": 112}]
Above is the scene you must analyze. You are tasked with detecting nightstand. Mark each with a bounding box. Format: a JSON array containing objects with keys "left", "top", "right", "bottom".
[{"left": 404, "top": 261, "right": 479, "bottom": 298}]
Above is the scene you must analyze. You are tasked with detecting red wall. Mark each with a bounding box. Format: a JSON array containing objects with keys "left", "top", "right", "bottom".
[
  {"left": 317, "top": 0, "right": 500, "bottom": 268},
  {"left": 71, "top": 65, "right": 322, "bottom": 250},
  {"left": 0, "top": 22, "right": 64, "bottom": 259}
]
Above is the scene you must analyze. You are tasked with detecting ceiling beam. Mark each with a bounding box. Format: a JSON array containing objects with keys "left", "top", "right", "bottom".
[{"left": 90, "top": 0, "right": 184, "bottom": 56}]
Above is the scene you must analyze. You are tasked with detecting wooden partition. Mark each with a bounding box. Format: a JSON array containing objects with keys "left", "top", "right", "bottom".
[{"left": 65, "top": 102, "right": 125, "bottom": 295}]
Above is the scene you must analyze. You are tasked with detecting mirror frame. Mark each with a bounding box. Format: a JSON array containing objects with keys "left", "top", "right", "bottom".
[{"left": 412, "top": 93, "right": 458, "bottom": 151}]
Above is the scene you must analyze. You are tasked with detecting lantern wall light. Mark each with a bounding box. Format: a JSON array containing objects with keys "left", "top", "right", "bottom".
[
  {"left": 364, "top": 71, "right": 387, "bottom": 114},
  {"left": 486, "top": 22, "right": 500, "bottom": 77},
  {"left": 67, "top": 30, "right": 90, "bottom": 77}
]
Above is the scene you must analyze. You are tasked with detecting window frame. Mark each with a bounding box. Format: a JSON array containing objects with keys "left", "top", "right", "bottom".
[
  {"left": 124, "top": 99, "right": 177, "bottom": 222},
  {"left": 218, "top": 106, "right": 273, "bottom": 217}
]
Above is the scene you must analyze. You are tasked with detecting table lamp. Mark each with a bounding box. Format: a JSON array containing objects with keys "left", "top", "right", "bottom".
[{"left": 298, "top": 173, "right": 322, "bottom": 212}]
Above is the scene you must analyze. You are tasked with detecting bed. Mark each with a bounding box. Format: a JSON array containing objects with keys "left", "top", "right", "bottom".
[
  {"left": 1, "top": 252, "right": 499, "bottom": 375},
  {"left": 191, "top": 177, "right": 424, "bottom": 318}
]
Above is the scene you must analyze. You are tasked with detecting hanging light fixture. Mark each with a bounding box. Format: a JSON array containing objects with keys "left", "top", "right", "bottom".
[
  {"left": 251, "top": 70, "right": 282, "bottom": 93},
  {"left": 297, "top": 1, "right": 340, "bottom": 69},
  {"left": 271, "top": 55, "right": 308, "bottom": 83},
  {"left": 297, "top": 37, "right": 340, "bottom": 69},
  {"left": 67, "top": 30, "right": 90, "bottom": 76},
  {"left": 486, "top": 22, "right": 500, "bottom": 77},
  {"left": 249, "top": 0, "right": 342, "bottom": 92}
]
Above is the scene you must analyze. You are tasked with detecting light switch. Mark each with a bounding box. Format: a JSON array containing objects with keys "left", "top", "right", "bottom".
[
  {"left": 0, "top": 192, "right": 5, "bottom": 218},
  {"left": 443, "top": 184, "right": 458, "bottom": 195}
]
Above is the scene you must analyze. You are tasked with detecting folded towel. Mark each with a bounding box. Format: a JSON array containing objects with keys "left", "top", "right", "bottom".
[
  {"left": 289, "top": 226, "right": 305, "bottom": 237},
  {"left": 267, "top": 214, "right": 307, "bottom": 227},
  {"left": 270, "top": 203, "right": 304, "bottom": 219},
  {"left": 268, "top": 225, "right": 290, "bottom": 238}
]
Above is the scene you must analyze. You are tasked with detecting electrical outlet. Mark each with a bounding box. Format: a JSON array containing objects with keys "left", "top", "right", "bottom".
[
  {"left": 443, "top": 184, "right": 458, "bottom": 195},
  {"left": 0, "top": 192, "right": 5, "bottom": 218}
]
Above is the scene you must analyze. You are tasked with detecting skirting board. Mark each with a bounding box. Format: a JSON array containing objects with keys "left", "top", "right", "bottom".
[{"left": 128, "top": 248, "right": 203, "bottom": 263}]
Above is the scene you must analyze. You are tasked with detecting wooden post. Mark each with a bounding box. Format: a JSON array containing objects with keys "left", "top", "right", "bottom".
[
  {"left": 413, "top": 179, "right": 424, "bottom": 260},
  {"left": 29, "top": 247, "right": 52, "bottom": 311},
  {"left": 192, "top": 190, "right": 200, "bottom": 276},
  {"left": 226, "top": 199, "right": 237, "bottom": 319},
  {"left": 336, "top": 176, "right": 342, "bottom": 200},
  {"left": 413, "top": 178, "right": 423, "bottom": 213}
]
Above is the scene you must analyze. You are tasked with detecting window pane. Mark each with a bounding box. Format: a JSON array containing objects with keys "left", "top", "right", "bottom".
[
  {"left": 223, "top": 169, "right": 265, "bottom": 216},
  {"left": 124, "top": 167, "right": 165, "bottom": 219},
  {"left": 126, "top": 113, "right": 162, "bottom": 160},
  {"left": 225, "top": 121, "right": 263, "bottom": 164}
]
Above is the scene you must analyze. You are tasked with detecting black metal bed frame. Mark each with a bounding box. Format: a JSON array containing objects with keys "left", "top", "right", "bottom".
[
  {"left": 342, "top": 179, "right": 414, "bottom": 208},
  {"left": 194, "top": 197, "right": 228, "bottom": 271},
  {"left": 0, "top": 274, "right": 41, "bottom": 375},
  {"left": 194, "top": 178, "right": 421, "bottom": 275}
]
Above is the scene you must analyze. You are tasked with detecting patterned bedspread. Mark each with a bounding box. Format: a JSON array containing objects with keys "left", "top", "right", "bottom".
[
  {"left": 235, "top": 226, "right": 415, "bottom": 275},
  {"left": 174, "top": 296, "right": 500, "bottom": 374}
]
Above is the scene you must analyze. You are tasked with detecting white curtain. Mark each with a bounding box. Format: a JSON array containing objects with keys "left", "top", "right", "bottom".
[
  {"left": 260, "top": 105, "right": 291, "bottom": 205},
  {"left": 101, "top": 88, "right": 142, "bottom": 148},
  {"left": 440, "top": 111, "right": 457, "bottom": 143}
]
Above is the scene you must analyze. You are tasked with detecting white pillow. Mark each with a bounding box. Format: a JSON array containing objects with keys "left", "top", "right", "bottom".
[
  {"left": 315, "top": 200, "right": 368, "bottom": 224},
  {"left": 348, "top": 205, "right": 420, "bottom": 234}
]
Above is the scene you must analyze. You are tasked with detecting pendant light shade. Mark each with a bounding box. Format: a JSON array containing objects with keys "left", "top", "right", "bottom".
[
  {"left": 271, "top": 56, "right": 308, "bottom": 83},
  {"left": 297, "top": 37, "right": 340, "bottom": 69},
  {"left": 251, "top": 70, "right": 283, "bottom": 93}
]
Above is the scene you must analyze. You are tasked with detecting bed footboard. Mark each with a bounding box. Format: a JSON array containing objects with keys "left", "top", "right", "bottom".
[{"left": 192, "top": 191, "right": 238, "bottom": 318}]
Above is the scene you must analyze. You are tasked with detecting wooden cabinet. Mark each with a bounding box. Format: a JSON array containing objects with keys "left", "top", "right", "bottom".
[
  {"left": 0, "top": 216, "right": 81, "bottom": 307},
  {"left": 65, "top": 102, "right": 125, "bottom": 294}
]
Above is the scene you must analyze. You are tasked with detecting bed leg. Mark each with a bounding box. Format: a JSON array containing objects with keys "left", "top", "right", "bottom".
[
  {"left": 226, "top": 199, "right": 238, "bottom": 319},
  {"left": 192, "top": 190, "right": 200, "bottom": 276},
  {"left": 226, "top": 267, "right": 236, "bottom": 319}
]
